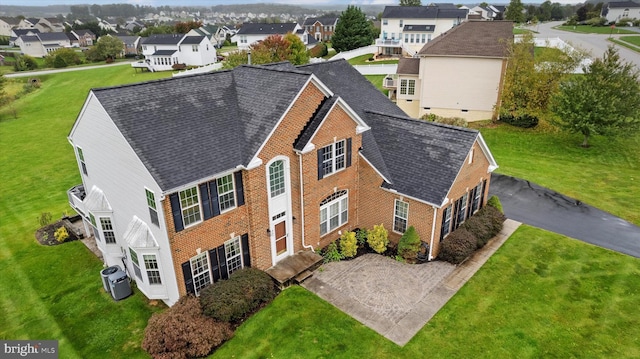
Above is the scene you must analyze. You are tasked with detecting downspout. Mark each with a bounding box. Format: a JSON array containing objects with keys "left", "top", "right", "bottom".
[
  {"left": 298, "top": 152, "right": 314, "bottom": 251},
  {"left": 428, "top": 206, "right": 437, "bottom": 260}
]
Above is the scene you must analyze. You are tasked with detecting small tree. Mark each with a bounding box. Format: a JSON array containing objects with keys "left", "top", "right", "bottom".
[
  {"left": 339, "top": 231, "right": 357, "bottom": 258},
  {"left": 45, "top": 48, "right": 82, "bottom": 68},
  {"left": 174, "top": 20, "right": 202, "bottom": 34},
  {"left": 332, "top": 6, "right": 374, "bottom": 53},
  {"left": 284, "top": 33, "right": 310, "bottom": 65},
  {"left": 95, "top": 35, "right": 123, "bottom": 61},
  {"left": 398, "top": 226, "right": 421, "bottom": 261},
  {"left": 551, "top": 46, "right": 640, "bottom": 147},
  {"left": 400, "top": 0, "right": 422, "bottom": 5},
  {"left": 367, "top": 224, "right": 389, "bottom": 254}
]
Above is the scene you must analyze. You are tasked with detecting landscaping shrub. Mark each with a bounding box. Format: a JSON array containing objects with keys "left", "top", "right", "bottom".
[
  {"left": 309, "top": 42, "right": 328, "bottom": 58},
  {"left": 13, "top": 54, "right": 37, "bottom": 71},
  {"left": 500, "top": 113, "right": 538, "bottom": 128},
  {"left": 38, "top": 212, "right": 52, "bottom": 227},
  {"left": 398, "top": 226, "right": 421, "bottom": 261},
  {"left": 586, "top": 17, "right": 607, "bottom": 27},
  {"left": 367, "top": 224, "right": 389, "bottom": 254},
  {"left": 438, "top": 228, "right": 477, "bottom": 264},
  {"left": 142, "top": 295, "right": 232, "bottom": 359},
  {"left": 53, "top": 56, "right": 67, "bottom": 68},
  {"left": 199, "top": 268, "right": 277, "bottom": 323},
  {"left": 487, "top": 195, "right": 504, "bottom": 213},
  {"left": 54, "top": 226, "right": 69, "bottom": 243},
  {"left": 461, "top": 206, "right": 506, "bottom": 248},
  {"left": 322, "top": 241, "right": 343, "bottom": 263},
  {"left": 339, "top": 231, "right": 357, "bottom": 258},
  {"left": 45, "top": 48, "right": 82, "bottom": 68},
  {"left": 355, "top": 228, "right": 367, "bottom": 247},
  {"left": 420, "top": 113, "right": 468, "bottom": 128}
]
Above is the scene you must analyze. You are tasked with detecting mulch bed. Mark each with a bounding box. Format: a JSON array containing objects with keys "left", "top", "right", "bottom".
[{"left": 35, "top": 220, "right": 80, "bottom": 246}]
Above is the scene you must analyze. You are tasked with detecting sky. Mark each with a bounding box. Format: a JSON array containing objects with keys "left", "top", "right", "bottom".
[{"left": 0, "top": 0, "right": 586, "bottom": 6}]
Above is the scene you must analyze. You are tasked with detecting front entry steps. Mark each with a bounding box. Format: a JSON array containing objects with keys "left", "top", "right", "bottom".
[{"left": 266, "top": 251, "right": 323, "bottom": 289}]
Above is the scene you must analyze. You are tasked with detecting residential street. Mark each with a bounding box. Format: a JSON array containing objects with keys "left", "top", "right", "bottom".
[{"left": 529, "top": 21, "right": 640, "bottom": 70}]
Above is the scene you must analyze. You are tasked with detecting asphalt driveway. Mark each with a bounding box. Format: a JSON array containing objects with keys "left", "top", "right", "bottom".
[{"left": 489, "top": 173, "right": 640, "bottom": 258}]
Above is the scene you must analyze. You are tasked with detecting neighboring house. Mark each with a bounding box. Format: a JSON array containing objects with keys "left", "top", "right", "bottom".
[
  {"left": 18, "top": 18, "right": 39, "bottom": 29},
  {"left": 302, "top": 16, "right": 339, "bottom": 41},
  {"left": 71, "top": 29, "right": 97, "bottom": 47},
  {"left": 68, "top": 59, "right": 498, "bottom": 306},
  {"left": 0, "top": 17, "right": 20, "bottom": 37},
  {"left": 187, "top": 24, "right": 231, "bottom": 47},
  {"left": 137, "top": 34, "right": 216, "bottom": 71},
  {"left": 469, "top": 5, "right": 502, "bottom": 20},
  {"left": 601, "top": 1, "right": 640, "bottom": 22},
  {"left": 377, "top": 4, "right": 468, "bottom": 57},
  {"left": 35, "top": 18, "right": 65, "bottom": 33},
  {"left": 119, "top": 35, "right": 141, "bottom": 56},
  {"left": 232, "top": 22, "right": 307, "bottom": 50},
  {"left": 10, "top": 28, "right": 40, "bottom": 46},
  {"left": 17, "top": 32, "right": 71, "bottom": 57},
  {"left": 389, "top": 21, "right": 513, "bottom": 121}
]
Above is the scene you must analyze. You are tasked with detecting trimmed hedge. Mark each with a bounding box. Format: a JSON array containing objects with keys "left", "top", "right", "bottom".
[
  {"left": 461, "top": 205, "right": 506, "bottom": 248},
  {"left": 309, "top": 42, "right": 328, "bottom": 58},
  {"left": 487, "top": 195, "right": 504, "bottom": 213},
  {"left": 199, "top": 268, "right": 277, "bottom": 323},
  {"left": 142, "top": 295, "right": 232, "bottom": 359},
  {"left": 438, "top": 228, "right": 477, "bottom": 264}
]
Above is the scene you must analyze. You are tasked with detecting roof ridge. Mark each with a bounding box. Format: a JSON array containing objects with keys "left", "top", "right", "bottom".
[
  {"left": 364, "top": 109, "right": 479, "bottom": 134},
  {"left": 91, "top": 68, "right": 234, "bottom": 93}
]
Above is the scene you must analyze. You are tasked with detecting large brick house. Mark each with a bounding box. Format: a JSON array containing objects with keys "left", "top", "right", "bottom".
[
  {"left": 302, "top": 16, "right": 339, "bottom": 41},
  {"left": 67, "top": 59, "right": 497, "bottom": 306}
]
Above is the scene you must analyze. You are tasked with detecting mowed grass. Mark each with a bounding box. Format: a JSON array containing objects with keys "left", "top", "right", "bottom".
[
  {"left": 348, "top": 53, "right": 399, "bottom": 65},
  {"left": 619, "top": 35, "right": 640, "bottom": 47},
  {"left": 212, "top": 226, "right": 640, "bottom": 358},
  {"left": 0, "top": 66, "right": 171, "bottom": 358},
  {"left": 473, "top": 122, "right": 640, "bottom": 225},
  {"left": 556, "top": 25, "right": 637, "bottom": 34}
]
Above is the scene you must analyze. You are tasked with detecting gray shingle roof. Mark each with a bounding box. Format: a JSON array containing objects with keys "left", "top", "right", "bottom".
[
  {"left": 366, "top": 111, "right": 479, "bottom": 205},
  {"left": 418, "top": 20, "right": 513, "bottom": 58},
  {"left": 86, "top": 59, "right": 484, "bottom": 204},
  {"left": 236, "top": 23, "right": 298, "bottom": 35},
  {"left": 180, "top": 35, "right": 205, "bottom": 45},
  {"left": 397, "top": 58, "right": 420, "bottom": 75},
  {"left": 382, "top": 5, "right": 468, "bottom": 19},
  {"left": 38, "top": 32, "right": 70, "bottom": 42},
  {"left": 403, "top": 25, "right": 435, "bottom": 32},
  {"left": 141, "top": 34, "right": 183, "bottom": 45},
  {"left": 303, "top": 17, "right": 339, "bottom": 26},
  {"left": 608, "top": 1, "right": 640, "bottom": 8},
  {"left": 152, "top": 50, "right": 177, "bottom": 56}
]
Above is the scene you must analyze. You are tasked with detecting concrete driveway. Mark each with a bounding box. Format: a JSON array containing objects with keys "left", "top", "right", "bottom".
[{"left": 489, "top": 173, "right": 640, "bottom": 258}]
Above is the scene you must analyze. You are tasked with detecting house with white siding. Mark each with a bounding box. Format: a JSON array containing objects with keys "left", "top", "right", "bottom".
[
  {"left": 232, "top": 23, "right": 314, "bottom": 50},
  {"left": 601, "top": 1, "right": 640, "bottom": 23},
  {"left": 17, "top": 32, "right": 71, "bottom": 58},
  {"left": 136, "top": 34, "right": 216, "bottom": 72}
]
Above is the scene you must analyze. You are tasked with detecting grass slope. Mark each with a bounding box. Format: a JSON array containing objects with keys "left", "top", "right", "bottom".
[
  {"left": 556, "top": 25, "right": 637, "bottom": 34},
  {"left": 0, "top": 66, "right": 170, "bottom": 358},
  {"left": 213, "top": 226, "right": 640, "bottom": 358}
]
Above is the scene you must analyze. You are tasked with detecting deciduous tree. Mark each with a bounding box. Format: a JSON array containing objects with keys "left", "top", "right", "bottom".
[
  {"left": 551, "top": 46, "right": 640, "bottom": 147},
  {"left": 284, "top": 33, "right": 309, "bottom": 65},
  {"left": 400, "top": 0, "right": 422, "bottom": 6},
  {"left": 505, "top": 0, "right": 526, "bottom": 23},
  {"left": 95, "top": 35, "right": 123, "bottom": 60},
  {"left": 331, "top": 6, "right": 374, "bottom": 53}
]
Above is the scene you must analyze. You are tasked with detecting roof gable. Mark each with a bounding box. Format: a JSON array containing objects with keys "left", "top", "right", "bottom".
[
  {"left": 418, "top": 20, "right": 513, "bottom": 58},
  {"left": 382, "top": 5, "right": 468, "bottom": 19},
  {"left": 236, "top": 23, "right": 298, "bottom": 35},
  {"left": 608, "top": 1, "right": 640, "bottom": 8}
]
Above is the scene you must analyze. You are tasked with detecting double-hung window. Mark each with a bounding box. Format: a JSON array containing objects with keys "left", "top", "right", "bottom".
[
  {"left": 440, "top": 205, "right": 452, "bottom": 241},
  {"left": 321, "top": 139, "right": 346, "bottom": 177},
  {"left": 190, "top": 252, "right": 211, "bottom": 295},
  {"left": 471, "top": 181, "right": 483, "bottom": 214},
  {"left": 179, "top": 186, "right": 201, "bottom": 227},
  {"left": 217, "top": 174, "right": 236, "bottom": 212},
  {"left": 225, "top": 236, "right": 243, "bottom": 276},
  {"left": 100, "top": 217, "right": 116, "bottom": 244},
  {"left": 400, "top": 79, "right": 415, "bottom": 95},
  {"left": 146, "top": 189, "right": 159, "bottom": 226},
  {"left": 320, "top": 190, "right": 348, "bottom": 235},
  {"left": 393, "top": 200, "right": 409, "bottom": 233},
  {"left": 456, "top": 193, "right": 468, "bottom": 227},
  {"left": 77, "top": 146, "right": 87, "bottom": 175},
  {"left": 130, "top": 248, "right": 142, "bottom": 280},
  {"left": 143, "top": 254, "right": 162, "bottom": 284},
  {"left": 192, "top": 45, "right": 198, "bottom": 52}
]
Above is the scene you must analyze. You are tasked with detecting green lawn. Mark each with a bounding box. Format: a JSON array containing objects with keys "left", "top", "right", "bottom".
[
  {"left": 556, "top": 25, "right": 637, "bottom": 34},
  {"left": 0, "top": 66, "right": 171, "bottom": 358},
  {"left": 212, "top": 226, "right": 640, "bottom": 358},
  {"left": 348, "top": 53, "right": 399, "bottom": 65},
  {"left": 609, "top": 36, "right": 640, "bottom": 53},
  {"left": 618, "top": 35, "right": 640, "bottom": 47},
  {"left": 514, "top": 27, "right": 533, "bottom": 34},
  {"left": 473, "top": 122, "right": 640, "bottom": 226}
]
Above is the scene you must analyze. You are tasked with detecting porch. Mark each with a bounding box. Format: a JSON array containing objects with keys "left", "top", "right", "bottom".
[{"left": 266, "top": 250, "right": 323, "bottom": 289}]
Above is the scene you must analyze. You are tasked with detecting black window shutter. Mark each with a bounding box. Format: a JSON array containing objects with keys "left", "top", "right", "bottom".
[
  {"left": 480, "top": 179, "right": 487, "bottom": 209},
  {"left": 440, "top": 207, "right": 448, "bottom": 242},
  {"left": 170, "top": 193, "right": 184, "bottom": 232},
  {"left": 468, "top": 188, "right": 476, "bottom": 218},
  {"left": 317, "top": 147, "right": 324, "bottom": 180},
  {"left": 241, "top": 233, "right": 251, "bottom": 268},
  {"left": 200, "top": 183, "right": 213, "bottom": 220},
  {"left": 235, "top": 171, "right": 245, "bottom": 207},
  {"left": 217, "top": 244, "right": 228, "bottom": 280},
  {"left": 452, "top": 198, "right": 461, "bottom": 231},
  {"left": 181, "top": 261, "right": 194, "bottom": 294},
  {"left": 346, "top": 138, "right": 352, "bottom": 168},
  {"left": 209, "top": 248, "right": 221, "bottom": 283},
  {"left": 208, "top": 180, "right": 220, "bottom": 217}
]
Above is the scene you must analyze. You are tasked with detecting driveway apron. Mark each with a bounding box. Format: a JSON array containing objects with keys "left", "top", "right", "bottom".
[{"left": 489, "top": 173, "right": 640, "bottom": 258}]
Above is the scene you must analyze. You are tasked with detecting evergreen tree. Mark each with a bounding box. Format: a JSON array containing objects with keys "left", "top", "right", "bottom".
[
  {"left": 331, "top": 6, "right": 374, "bottom": 53},
  {"left": 551, "top": 46, "right": 640, "bottom": 147}
]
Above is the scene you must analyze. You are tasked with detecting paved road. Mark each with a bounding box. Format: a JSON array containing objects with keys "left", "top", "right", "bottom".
[
  {"left": 489, "top": 173, "right": 640, "bottom": 258},
  {"left": 529, "top": 21, "right": 640, "bottom": 70},
  {"left": 4, "top": 60, "right": 134, "bottom": 78}
]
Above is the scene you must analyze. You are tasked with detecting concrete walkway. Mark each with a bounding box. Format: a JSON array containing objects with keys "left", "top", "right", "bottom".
[{"left": 302, "top": 219, "right": 521, "bottom": 346}]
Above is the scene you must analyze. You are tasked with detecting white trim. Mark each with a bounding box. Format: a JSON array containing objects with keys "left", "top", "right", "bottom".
[
  {"left": 358, "top": 152, "right": 393, "bottom": 184},
  {"left": 178, "top": 185, "right": 203, "bottom": 229},
  {"left": 68, "top": 91, "right": 97, "bottom": 139},
  {"left": 476, "top": 133, "right": 499, "bottom": 172},
  {"left": 300, "top": 142, "right": 315, "bottom": 154},
  {"left": 428, "top": 206, "right": 437, "bottom": 260},
  {"left": 265, "top": 155, "right": 294, "bottom": 265},
  {"left": 393, "top": 199, "right": 409, "bottom": 234},
  {"left": 303, "top": 97, "right": 370, "bottom": 148},
  {"left": 380, "top": 186, "right": 440, "bottom": 208}
]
